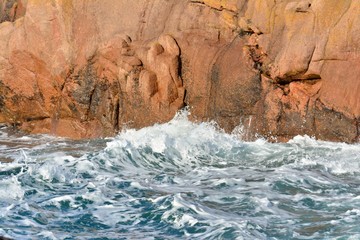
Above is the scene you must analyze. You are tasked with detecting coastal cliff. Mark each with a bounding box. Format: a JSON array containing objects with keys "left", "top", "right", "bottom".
[{"left": 0, "top": 0, "right": 359, "bottom": 142}]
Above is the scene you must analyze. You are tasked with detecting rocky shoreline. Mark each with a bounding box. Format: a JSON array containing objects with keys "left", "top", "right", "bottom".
[{"left": 0, "top": 0, "right": 359, "bottom": 142}]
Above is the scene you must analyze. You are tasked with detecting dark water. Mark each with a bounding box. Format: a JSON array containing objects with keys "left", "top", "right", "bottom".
[{"left": 0, "top": 112, "right": 360, "bottom": 239}]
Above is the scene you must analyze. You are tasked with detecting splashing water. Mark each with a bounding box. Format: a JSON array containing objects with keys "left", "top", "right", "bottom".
[{"left": 0, "top": 111, "right": 360, "bottom": 239}]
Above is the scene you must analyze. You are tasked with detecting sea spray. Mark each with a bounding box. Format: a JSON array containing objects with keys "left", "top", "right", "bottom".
[{"left": 0, "top": 111, "right": 360, "bottom": 239}]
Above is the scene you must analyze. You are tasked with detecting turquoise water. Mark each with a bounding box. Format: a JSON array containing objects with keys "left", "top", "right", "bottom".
[{"left": 0, "top": 112, "right": 360, "bottom": 239}]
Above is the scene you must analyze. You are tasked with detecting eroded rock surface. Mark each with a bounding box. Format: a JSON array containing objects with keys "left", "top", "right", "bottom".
[{"left": 0, "top": 0, "right": 359, "bottom": 142}]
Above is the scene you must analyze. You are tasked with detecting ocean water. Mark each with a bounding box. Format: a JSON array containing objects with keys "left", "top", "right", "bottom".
[{"left": 0, "top": 111, "right": 360, "bottom": 240}]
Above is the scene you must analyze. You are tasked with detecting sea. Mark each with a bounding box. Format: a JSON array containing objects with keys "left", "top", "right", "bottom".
[{"left": 0, "top": 110, "right": 359, "bottom": 240}]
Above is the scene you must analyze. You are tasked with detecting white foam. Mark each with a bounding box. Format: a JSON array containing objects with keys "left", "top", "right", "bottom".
[
  {"left": 0, "top": 204, "right": 15, "bottom": 218},
  {"left": 75, "top": 159, "right": 96, "bottom": 173},
  {"left": 45, "top": 195, "right": 75, "bottom": 209},
  {"left": 35, "top": 161, "right": 70, "bottom": 183},
  {"left": 0, "top": 176, "right": 24, "bottom": 201},
  {"left": 93, "top": 204, "right": 140, "bottom": 227},
  {"left": 175, "top": 214, "right": 198, "bottom": 228},
  {"left": 1, "top": 112, "right": 360, "bottom": 239},
  {"left": 288, "top": 135, "right": 319, "bottom": 146},
  {"left": 251, "top": 196, "right": 273, "bottom": 213},
  {"left": 345, "top": 209, "right": 360, "bottom": 216},
  {"left": 19, "top": 218, "right": 38, "bottom": 227},
  {"left": 37, "top": 231, "right": 58, "bottom": 240},
  {"left": 105, "top": 110, "right": 244, "bottom": 172},
  {"left": 103, "top": 110, "right": 360, "bottom": 176},
  {"left": 130, "top": 181, "right": 147, "bottom": 189}
]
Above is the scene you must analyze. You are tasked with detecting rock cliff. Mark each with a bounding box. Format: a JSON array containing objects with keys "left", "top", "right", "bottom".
[{"left": 0, "top": 0, "right": 359, "bottom": 142}]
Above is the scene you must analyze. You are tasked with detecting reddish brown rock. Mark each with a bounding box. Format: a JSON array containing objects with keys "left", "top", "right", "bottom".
[
  {"left": 0, "top": 0, "right": 359, "bottom": 142},
  {"left": 0, "top": 0, "right": 26, "bottom": 23}
]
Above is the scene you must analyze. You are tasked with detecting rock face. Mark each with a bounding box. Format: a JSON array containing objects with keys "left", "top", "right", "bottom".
[{"left": 0, "top": 0, "right": 359, "bottom": 142}]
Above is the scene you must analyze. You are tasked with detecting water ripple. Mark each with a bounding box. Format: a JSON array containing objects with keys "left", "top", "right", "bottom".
[{"left": 0, "top": 111, "right": 360, "bottom": 239}]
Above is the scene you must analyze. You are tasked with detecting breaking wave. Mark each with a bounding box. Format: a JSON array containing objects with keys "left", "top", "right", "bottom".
[{"left": 0, "top": 111, "right": 360, "bottom": 239}]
